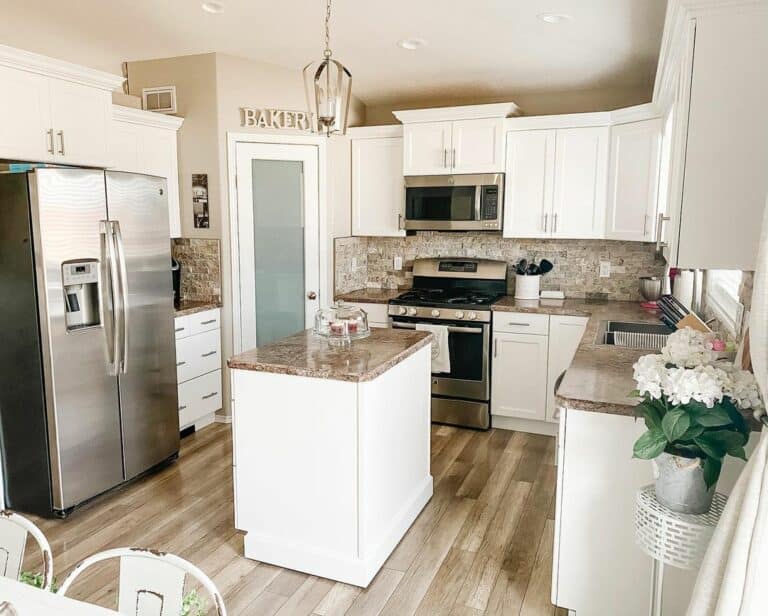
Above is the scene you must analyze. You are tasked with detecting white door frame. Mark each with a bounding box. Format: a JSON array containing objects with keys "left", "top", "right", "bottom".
[{"left": 227, "top": 132, "right": 328, "bottom": 354}]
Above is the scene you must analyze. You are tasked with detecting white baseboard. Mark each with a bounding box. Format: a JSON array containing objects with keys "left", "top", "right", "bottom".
[{"left": 492, "top": 414, "right": 558, "bottom": 437}]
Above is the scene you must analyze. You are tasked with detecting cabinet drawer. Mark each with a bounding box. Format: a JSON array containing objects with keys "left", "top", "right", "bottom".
[
  {"left": 344, "top": 302, "right": 389, "bottom": 326},
  {"left": 493, "top": 312, "right": 549, "bottom": 335},
  {"left": 178, "top": 369, "right": 222, "bottom": 428},
  {"left": 188, "top": 308, "right": 221, "bottom": 336},
  {"left": 174, "top": 314, "right": 190, "bottom": 340},
  {"left": 176, "top": 329, "right": 221, "bottom": 383}
]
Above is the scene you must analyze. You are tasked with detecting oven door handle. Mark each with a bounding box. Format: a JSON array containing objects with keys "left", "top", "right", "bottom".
[{"left": 392, "top": 322, "right": 483, "bottom": 335}]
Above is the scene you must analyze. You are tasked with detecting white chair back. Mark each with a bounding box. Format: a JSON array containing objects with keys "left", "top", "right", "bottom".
[
  {"left": 0, "top": 510, "right": 53, "bottom": 591},
  {"left": 58, "top": 547, "right": 226, "bottom": 616}
]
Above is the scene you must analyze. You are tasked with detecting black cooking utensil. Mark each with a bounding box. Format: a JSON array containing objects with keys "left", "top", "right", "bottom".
[
  {"left": 527, "top": 263, "right": 539, "bottom": 275},
  {"left": 538, "top": 259, "right": 554, "bottom": 275},
  {"left": 516, "top": 259, "right": 528, "bottom": 275}
]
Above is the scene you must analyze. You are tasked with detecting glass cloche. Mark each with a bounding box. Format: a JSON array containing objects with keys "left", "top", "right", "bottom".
[{"left": 313, "top": 301, "right": 370, "bottom": 345}]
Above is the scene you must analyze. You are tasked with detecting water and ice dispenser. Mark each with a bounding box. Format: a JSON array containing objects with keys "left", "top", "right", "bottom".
[{"left": 62, "top": 259, "right": 101, "bottom": 331}]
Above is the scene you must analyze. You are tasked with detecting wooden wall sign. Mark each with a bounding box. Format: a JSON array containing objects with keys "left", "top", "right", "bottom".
[{"left": 241, "top": 107, "right": 311, "bottom": 130}]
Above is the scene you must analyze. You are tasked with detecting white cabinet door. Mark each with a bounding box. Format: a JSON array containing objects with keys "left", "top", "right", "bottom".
[
  {"left": 503, "top": 129, "right": 556, "bottom": 238},
  {"left": 552, "top": 126, "right": 609, "bottom": 239},
  {"left": 606, "top": 119, "right": 662, "bottom": 241},
  {"left": 109, "top": 121, "right": 143, "bottom": 173},
  {"left": 451, "top": 118, "right": 504, "bottom": 173},
  {"left": 352, "top": 136, "right": 405, "bottom": 237},
  {"left": 403, "top": 121, "right": 452, "bottom": 175},
  {"left": 546, "top": 316, "right": 587, "bottom": 422},
  {"left": 49, "top": 78, "right": 111, "bottom": 167},
  {"left": 141, "top": 125, "right": 181, "bottom": 237},
  {"left": 0, "top": 65, "right": 53, "bottom": 162},
  {"left": 491, "top": 332, "right": 548, "bottom": 421}
]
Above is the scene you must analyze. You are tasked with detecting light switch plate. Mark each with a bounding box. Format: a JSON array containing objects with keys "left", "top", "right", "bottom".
[
  {"left": 394, "top": 256, "right": 403, "bottom": 271},
  {"left": 599, "top": 261, "right": 611, "bottom": 278}
]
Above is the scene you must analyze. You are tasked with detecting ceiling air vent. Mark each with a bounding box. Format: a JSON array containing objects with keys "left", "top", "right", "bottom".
[{"left": 142, "top": 86, "right": 177, "bottom": 114}]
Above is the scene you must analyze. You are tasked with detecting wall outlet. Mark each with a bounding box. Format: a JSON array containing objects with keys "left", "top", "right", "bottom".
[
  {"left": 394, "top": 256, "right": 403, "bottom": 271},
  {"left": 599, "top": 261, "right": 611, "bottom": 278}
]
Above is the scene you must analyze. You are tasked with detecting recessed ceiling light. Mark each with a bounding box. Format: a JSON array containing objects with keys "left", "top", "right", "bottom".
[
  {"left": 201, "top": 1, "right": 224, "bottom": 14},
  {"left": 397, "top": 38, "right": 427, "bottom": 51},
  {"left": 538, "top": 13, "right": 573, "bottom": 24}
]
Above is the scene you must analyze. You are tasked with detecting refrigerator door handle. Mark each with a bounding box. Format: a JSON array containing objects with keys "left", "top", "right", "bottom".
[
  {"left": 112, "top": 220, "right": 130, "bottom": 374},
  {"left": 100, "top": 221, "right": 119, "bottom": 375}
]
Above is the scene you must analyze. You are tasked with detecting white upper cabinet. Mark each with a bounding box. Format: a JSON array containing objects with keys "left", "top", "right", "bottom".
[
  {"left": 402, "top": 121, "right": 452, "bottom": 175},
  {"left": 0, "top": 65, "right": 52, "bottom": 162},
  {"left": 351, "top": 128, "right": 405, "bottom": 237},
  {"left": 451, "top": 118, "right": 504, "bottom": 173},
  {"left": 49, "top": 78, "right": 112, "bottom": 167},
  {"left": 503, "top": 129, "right": 555, "bottom": 238},
  {"left": 109, "top": 106, "right": 184, "bottom": 237},
  {"left": 552, "top": 126, "right": 609, "bottom": 239},
  {"left": 606, "top": 119, "right": 662, "bottom": 242},
  {"left": 0, "top": 45, "right": 123, "bottom": 167},
  {"left": 504, "top": 124, "right": 608, "bottom": 239}
]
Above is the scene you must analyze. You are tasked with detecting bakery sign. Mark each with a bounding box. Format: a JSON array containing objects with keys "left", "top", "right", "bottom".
[{"left": 240, "top": 107, "right": 311, "bottom": 130}]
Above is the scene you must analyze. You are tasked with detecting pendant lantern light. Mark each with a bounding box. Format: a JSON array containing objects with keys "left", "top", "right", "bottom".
[{"left": 303, "top": 0, "right": 352, "bottom": 136}]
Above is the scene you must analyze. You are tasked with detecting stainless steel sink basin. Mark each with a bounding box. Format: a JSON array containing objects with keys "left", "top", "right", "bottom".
[{"left": 597, "top": 320, "right": 674, "bottom": 350}]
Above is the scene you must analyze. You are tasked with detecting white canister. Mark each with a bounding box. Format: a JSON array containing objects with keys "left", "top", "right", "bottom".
[{"left": 514, "top": 274, "right": 541, "bottom": 300}]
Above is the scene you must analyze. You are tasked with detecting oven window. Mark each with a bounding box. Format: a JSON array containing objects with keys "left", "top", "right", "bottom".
[
  {"left": 446, "top": 329, "right": 484, "bottom": 381},
  {"left": 406, "top": 186, "right": 475, "bottom": 221}
]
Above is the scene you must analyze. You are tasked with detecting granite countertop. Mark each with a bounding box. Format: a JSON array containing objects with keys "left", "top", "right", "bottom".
[
  {"left": 334, "top": 288, "right": 407, "bottom": 304},
  {"left": 493, "top": 297, "right": 662, "bottom": 416},
  {"left": 227, "top": 328, "right": 432, "bottom": 382},
  {"left": 175, "top": 300, "right": 222, "bottom": 317}
]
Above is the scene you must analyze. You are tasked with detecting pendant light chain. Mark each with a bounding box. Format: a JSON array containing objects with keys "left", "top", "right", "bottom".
[{"left": 323, "top": 0, "right": 333, "bottom": 59}]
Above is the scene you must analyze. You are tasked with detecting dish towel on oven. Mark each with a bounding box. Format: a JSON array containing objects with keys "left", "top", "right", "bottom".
[{"left": 416, "top": 323, "right": 451, "bottom": 374}]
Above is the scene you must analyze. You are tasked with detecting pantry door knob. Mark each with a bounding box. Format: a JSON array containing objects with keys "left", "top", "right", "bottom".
[{"left": 307, "top": 291, "right": 317, "bottom": 300}]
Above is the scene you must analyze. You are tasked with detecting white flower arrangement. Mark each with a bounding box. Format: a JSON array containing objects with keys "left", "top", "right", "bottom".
[{"left": 631, "top": 327, "right": 762, "bottom": 488}]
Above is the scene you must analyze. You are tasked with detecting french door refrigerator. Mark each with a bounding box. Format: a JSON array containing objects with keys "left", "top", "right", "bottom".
[{"left": 0, "top": 168, "right": 179, "bottom": 517}]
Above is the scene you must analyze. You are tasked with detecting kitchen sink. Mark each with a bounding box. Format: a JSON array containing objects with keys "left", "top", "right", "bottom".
[{"left": 597, "top": 320, "right": 674, "bottom": 350}]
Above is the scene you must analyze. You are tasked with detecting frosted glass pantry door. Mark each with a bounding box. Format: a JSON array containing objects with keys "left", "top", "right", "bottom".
[{"left": 235, "top": 143, "right": 320, "bottom": 349}]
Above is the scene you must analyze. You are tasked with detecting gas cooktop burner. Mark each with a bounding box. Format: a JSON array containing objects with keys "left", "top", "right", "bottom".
[{"left": 391, "top": 289, "right": 501, "bottom": 308}]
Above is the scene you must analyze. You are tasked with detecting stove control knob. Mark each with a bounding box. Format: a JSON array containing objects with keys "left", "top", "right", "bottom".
[
  {"left": 397, "top": 306, "right": 407, "bottom": 316},
  {"left": 454, "top": 311, "right": 465, "bottom": 319},
  {"left": 431, "top": 309, "right": 441, "bottom": 318},
  {"left": 407, "top": 307, "right": 417, "bottom": 316},
  {"left": 467, "top": 311, "right": 477, "bottom": 320}
]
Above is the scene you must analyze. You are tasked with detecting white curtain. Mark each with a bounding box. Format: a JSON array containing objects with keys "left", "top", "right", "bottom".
[{"left": 686, "top": 200, "right": 768, "bottom": 615}]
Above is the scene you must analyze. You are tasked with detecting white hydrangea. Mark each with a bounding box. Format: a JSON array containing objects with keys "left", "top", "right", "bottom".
[
  {"left": 633, "top": 354, "right": 666, "bottom": 399},
  {"left": 660, "top": 327, "right": 718, "bottom": 368},
  {"left": 718, "top": 364, "right": 765, "bottom": 411},
  {"left": 661, "top": 364, "right": 725, "bottom": 408}
]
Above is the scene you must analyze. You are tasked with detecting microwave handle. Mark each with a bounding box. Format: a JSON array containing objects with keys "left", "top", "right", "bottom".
[{"left": 475, "top": 185, "right": 482, "bottom": 221}]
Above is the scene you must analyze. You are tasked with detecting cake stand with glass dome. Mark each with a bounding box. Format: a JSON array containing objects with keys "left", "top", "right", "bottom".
[{"left": 313, "top": 301, "right": 371, "bottom": 347}]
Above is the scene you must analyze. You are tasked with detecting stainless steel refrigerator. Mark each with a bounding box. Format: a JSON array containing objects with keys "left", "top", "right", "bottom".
[{"left": 0, "top": 168, "right": 179, "bottom": 517}]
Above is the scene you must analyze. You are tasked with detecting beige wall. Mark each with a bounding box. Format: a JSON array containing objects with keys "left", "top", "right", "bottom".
[{"left": 364, "top": 85, "right": 652, "bottom": 125}]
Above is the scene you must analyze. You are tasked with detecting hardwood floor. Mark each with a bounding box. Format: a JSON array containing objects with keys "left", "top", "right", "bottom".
[{"left": 25, "top": 423, "right": 567, "bottom": 616}]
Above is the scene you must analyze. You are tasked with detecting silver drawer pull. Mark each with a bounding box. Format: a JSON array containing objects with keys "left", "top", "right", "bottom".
[
  {"left": 202, "top": 391, "right": 218, "bottom": 400},
  {"left": 507, "top": 322, "right": 530, "bottom": 327},
  {"left": 200, "top": 319, "right": 217, "bottom": 325},
  {"left": 178, "top": 405, "right": 187, "bottom": 411},
  {"left": 175, "top": 326, "right": 185, "bottom": 332},
  {"left": 201, "top": 351, "right": 217, "bottom": 357},
  {"left": 176, "top": 361, "right": 186, "bottom": 367}
]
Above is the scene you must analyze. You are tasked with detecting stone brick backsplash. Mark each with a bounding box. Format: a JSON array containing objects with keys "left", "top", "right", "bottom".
[
  {"left": 171, "top": 238, "right": 222, "bottom": 303},
  {"left": 335, "top": 233, "right": 666, "bottom": 301}
]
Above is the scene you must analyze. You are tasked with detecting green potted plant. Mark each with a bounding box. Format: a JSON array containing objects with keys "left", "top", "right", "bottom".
[{"left": 632, "top": 328, "right": 761, "bottom": 513}]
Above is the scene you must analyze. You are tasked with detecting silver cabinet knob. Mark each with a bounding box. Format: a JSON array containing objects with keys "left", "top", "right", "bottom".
[{"left": 307, "top": 291, "right": 317, "bottom": 300}]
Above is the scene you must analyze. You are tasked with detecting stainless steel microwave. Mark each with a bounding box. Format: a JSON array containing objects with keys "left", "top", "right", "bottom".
[{"left": 404, "top": 173, "right": 503, "bottom": 232}]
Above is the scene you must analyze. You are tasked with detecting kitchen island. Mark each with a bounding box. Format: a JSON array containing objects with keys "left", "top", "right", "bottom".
[{"left": 227, "top": 328, "right": 433, "bottom": 587}]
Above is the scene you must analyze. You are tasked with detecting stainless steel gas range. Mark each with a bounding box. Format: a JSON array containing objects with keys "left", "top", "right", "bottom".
[{"left": 388, "top": 258, "right": 508, "bottom": 430}]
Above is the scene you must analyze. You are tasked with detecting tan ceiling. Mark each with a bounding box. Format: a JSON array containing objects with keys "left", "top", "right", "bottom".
[{"left": 0, "top": 0, "right": 667, "bottom": 107}]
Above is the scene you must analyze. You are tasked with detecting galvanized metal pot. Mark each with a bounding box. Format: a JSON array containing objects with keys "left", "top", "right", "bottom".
[{"left": 652, "top": 453, "right": 717, "bottom": 514}]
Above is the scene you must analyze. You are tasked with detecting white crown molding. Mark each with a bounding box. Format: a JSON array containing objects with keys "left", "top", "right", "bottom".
[
  {"left": 0, "top": 44, "right": 124, "bottom": 91},
  {"left": 113, "top": 105, "right": 184, "bottom": 130},
  {"left": 609, "top": 102, "right": 663, "bottom": 124},
  {"left": 393, "top": 102, "right": 521, "bottom": 124},
  {"left": 347, "top": 124, "right": 403, "bottom": 138},
  {"left": 504, "top": 111, "right": 611, "bottom": 131}
]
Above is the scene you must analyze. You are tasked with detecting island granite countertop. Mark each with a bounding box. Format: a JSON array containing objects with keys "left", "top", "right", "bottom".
[
  {"left": 227, "top": 327, "right": 432, "bottom": 382},
  {"left": 492, "top": 297, "right": 662, "bottom": 416}
]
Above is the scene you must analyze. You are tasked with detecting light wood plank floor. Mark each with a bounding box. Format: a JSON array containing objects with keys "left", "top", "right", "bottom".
[{"left": 26, "top": 423, "right": 567, "bottom": 616}]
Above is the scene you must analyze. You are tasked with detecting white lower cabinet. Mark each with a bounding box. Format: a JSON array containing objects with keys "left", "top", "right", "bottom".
[
  {"left": 174, "top": 308, "right": 222, "bottom": 429},
  {"left": 546, "top": 316, "right": 588, "bottom": 422},
  {"left": 343, "top": 302, "right": 390, "bottom": 328},
  {"left": 491, "top": 328, "right": 549, "bottom": 422}
]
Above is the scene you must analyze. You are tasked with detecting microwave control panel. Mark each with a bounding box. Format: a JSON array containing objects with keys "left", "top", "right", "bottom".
[{"left": 480, "top": 185, "right": 500, "bottom": 228}]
